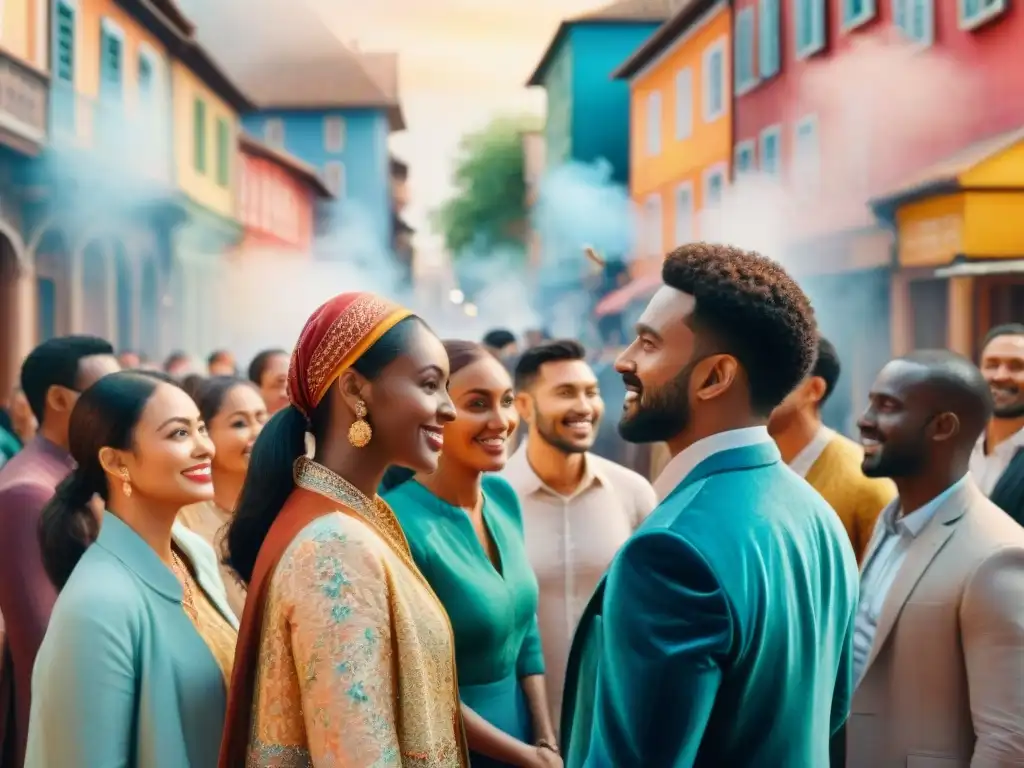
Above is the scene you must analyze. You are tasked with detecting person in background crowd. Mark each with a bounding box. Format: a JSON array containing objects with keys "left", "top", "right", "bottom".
[
  {"left": 207, "top": 350, "right": 237, "bottom": 377},
  {"left": 178, "top": 376, "right": 267, "bottom": 617},
  {"left": 524, "top": 329, "right": 550, "bottom": 348},
  {"left": 971, "top": 324, "right": 1024, "bottom": 523},
  {"left": 0, "top": 336, "right": 118, "bottom": 767},
  {"left": 219, "top": 293, "right": 468, "bottom": 767},
  {"left": 848, "top": 351, "right": 1024, "bottom": 766},
  {"left": 117, "top": 350, "right": 141, "bottom": 369},
  {"left": 246, "top": 348, "right": 289, "bottom": 415},
  {"left": 163, "top": 351, "right": 192, "bottom": 378},
  {"left": 386, "top": 340, "right": 560, "bottom": 768},
  {"left": 484, "top": 329, "right": 519, "bottom": 362},
  {"left": 561, "top": 244, "right": 858, "bottom": 767},
  {"left": 503, "top": 339, "right": 655, "bottom": 728},
  {"left": 27, "top": 372, "right": 238, "bottom": 768},
  {"left": 9, "top": 390, "right": 36, "bottom": 446},
  {"left": 769, "top": 335, "right": 896, "bottom": 561}
]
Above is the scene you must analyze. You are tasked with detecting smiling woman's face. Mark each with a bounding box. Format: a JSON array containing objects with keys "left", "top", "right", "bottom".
[
  {"left": 207, "top": 383, "right": 267, "bottom": 476},
  {"left": 443, "top": 355, "right": 518, "bottom": 473},
  {"left": 115, "top": 382, "right": 216, "bottom": 507}
]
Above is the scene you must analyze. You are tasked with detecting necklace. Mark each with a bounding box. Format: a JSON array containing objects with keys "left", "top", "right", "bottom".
[
  {"left": 170, "top": 550, "right": 198, "bottom": 621},
  {"left": 293, "top": 456, "right": 383, "bottom": 519}
]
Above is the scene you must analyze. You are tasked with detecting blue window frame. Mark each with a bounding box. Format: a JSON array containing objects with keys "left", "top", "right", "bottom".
[
  {"left": 702, "top": 39, "right": 726, "bottom": 122},
  {"left": 735, "top": 8, "right": 757, "bottom": 93},
  {"left": 759, "top": 125, "right": 781, "bottom": 177},
  {"left": 99, "top": 19, "right": 123, "bottom": 100},
  {"left": 843, "top": 0, "right": 876, "bottom": 29},
  {"left": 734, "top": 141, "right": 755, "bottom": 175},
  {"left": 759, "top": 0, "right": 781, "bottom": 79},
  {"left": 893, "top": 0, "right": 934, "bottom": 45},
  {"left": 794, "top": 0, "right": 826, "bottom": 59},
  {"left": 958, "top": 0, "right": 1005, "bottom": 30}
]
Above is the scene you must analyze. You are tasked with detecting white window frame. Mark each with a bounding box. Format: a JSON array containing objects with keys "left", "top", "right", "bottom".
[
  {"left": 646, "top": 90, "right": 662, "bottom": 156},
  {"left": 702, "top": 162, "right": 728, "bottom": 209},
  {"left": 324, "top": 115, "right": 345, "bottom": 152},
  {"left": 793, "top": 114, "right": 821, "bottom": 189},
  {"left": 702, "top": 37, "right": 727, "bottom": 123},
  {"left": 794, "top": 0, "right": 826, "bottom": 60},
  {"left": 54, "top": 0, "right": 77, "bottom": 85},
  {"left": 674, "top": 68, "right": 693, "bottom": 141},
  {"left": 842, "top": 0, "right": 876, "bottom": 31},
  {"left": 264, "top": 117, "right": 284, "bottom": 147},
  {"left": 99, "top": 17, "right": 124, "bottom": 95},
  {"left": 734, "top": 140, "right": 756, "bottom": 176},
  {"left": 759, "top": 123, "right": 782, "bottom": 177},
  {"left": 324, "top": 161, "right": 345, "bottom": 198},
  {"left": 100, "top": 15, "right": 124, "bottom": 40},
  {"left": 644, "top": 193, "right": 663, "bottom": 256},
  {"left": 958, "top": 0, "right": 1007, "bottom": 31},
  {"left": 734, "top": 7, "right": 758, "bottom": 96},
  {"left": 138, "top": 42, "right": 161, "bottom": 94},
  {"left": 674, "top": 181, "right": 695, "bottom": 246},
  {"left": 759, "top": 0, "right": 781, "bottom": 79},
  {"left": 893, "top": 0, "right": 935, "bottom": 46}
]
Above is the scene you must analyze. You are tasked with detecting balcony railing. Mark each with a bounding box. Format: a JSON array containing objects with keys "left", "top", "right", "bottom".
[
  {"left": 0, "top": 52, "right": 48, "bottom": 155},
  {"left": 50, "top": 80, "right": 172, "bottom": 183}
]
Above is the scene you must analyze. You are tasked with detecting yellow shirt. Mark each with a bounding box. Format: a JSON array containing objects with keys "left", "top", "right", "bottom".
[
  {"left": 805, "top": 432, "right": 897, "bottom": 562},
  {"left": 172, "top": 543, "right": 237, "bottom": 685}
]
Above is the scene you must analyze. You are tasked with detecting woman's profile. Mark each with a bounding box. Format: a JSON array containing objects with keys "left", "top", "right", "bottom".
[
  {"left": 219, "top": 292, "right": 468, "bottom": 767},
  {"left": 26, "top": 371, "right": 239, "bottom": 768}
]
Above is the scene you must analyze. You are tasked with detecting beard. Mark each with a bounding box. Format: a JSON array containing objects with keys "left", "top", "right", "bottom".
[
  {"left": 618, "top": 362, "right": 694, "bottom": 444},
  {"left": 534, "top": 407, "right": 591, "bottom": 455},
  {"left": 861, "top": 436, "right": 928, "bottom": 479}
]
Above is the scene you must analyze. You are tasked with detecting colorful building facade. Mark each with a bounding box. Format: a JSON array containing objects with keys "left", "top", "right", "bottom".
[{"left": 527, "top": 0, "right": 672, "bottom": 183}]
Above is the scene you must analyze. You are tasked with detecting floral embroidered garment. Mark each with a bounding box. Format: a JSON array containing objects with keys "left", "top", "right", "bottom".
[{"left": 242, "top": 460, "right": 467, "bottom": 767}]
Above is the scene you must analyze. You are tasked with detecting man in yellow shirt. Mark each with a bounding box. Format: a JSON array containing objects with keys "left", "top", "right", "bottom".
[{"left": 769, "top": 336, "right": 895, "bottom": 562}]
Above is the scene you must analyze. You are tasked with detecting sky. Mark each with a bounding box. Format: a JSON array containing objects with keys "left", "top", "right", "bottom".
[{"left": 306, "top": 0, "right": 611, "bottom": 241}]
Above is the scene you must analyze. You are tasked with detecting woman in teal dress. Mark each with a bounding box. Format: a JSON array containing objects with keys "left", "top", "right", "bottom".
[{"left": 386, "top": 340, "right": 560, "bottom": 768}]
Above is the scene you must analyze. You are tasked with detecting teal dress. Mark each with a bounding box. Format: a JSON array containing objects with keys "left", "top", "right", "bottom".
[{"left": 386, "top": 475, "right": 545, "bottom": 767}]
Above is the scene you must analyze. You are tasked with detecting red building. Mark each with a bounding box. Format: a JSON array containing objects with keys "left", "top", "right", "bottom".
[
  {"left": 732, "top": 0, "right": 1024, "bottom": 429},
  {"left": 237, "top": 135, "right": 333, "bottom": 251}
]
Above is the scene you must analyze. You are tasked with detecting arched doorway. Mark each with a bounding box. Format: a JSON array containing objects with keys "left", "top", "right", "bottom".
[
  {"left": 34, "top": 228, "right": 72, "bottom": 341},
  {"left": 113, "top": 240, "right": 134, "bottom": 351},
  {"left": 81, "top": 240, "right": 111, "bottom": 338},
  {"left": 0, "top": 233, "right": 23, "bottom": 401}
]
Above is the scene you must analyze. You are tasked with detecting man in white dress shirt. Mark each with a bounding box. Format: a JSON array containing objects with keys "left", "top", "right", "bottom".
[
  {"left": 503, "top": 339, "right": 656, "bottom": 728},
  {"left": 846, "top": 350, "right": 1024, "bottom": 767}
]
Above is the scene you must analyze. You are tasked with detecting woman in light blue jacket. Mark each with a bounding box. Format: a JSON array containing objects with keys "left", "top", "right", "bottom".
[{"left": 26, "top": 371, "right": 239, "bottom": 768}]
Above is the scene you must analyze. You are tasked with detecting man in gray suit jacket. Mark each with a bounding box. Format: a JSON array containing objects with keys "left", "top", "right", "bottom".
[{"left": 848, "top": 350, "right": 1024, "bottom": 767}]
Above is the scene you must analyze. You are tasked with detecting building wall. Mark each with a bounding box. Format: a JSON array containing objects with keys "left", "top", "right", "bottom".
[
  {"left": 543, "top": 40, "right": 573, "bottom": 168},
  {"left": 570, "top": 23, "right": 660, "bottom": 184},
  {"left": 238, "top": 152, "right": 316, "bottom": 250},
  {"left": 629, "top": 3, "right": 731, "bottom": 259},
  {"left": 734, "top": 0, "right": 1024, "bottom": 226},
  {"left": 243, "top": 109, "right": 392, "bottom": 248},
  {"left": 3, "top": 0, "right": 47, "bottom": 69},
  {"left": 172, "top": 61, "right": 239, "bottom": 219}
]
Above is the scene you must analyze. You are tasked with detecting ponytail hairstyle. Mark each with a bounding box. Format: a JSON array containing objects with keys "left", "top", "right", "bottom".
[
  {"left": 225, "top": 316, "right": 426, "bottom": 584},
  {"left": 38, "top": 372, "right": 170, "bottom": 589}
]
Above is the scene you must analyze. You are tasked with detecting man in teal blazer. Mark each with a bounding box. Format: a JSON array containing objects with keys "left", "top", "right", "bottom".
[{"left": 560, "top": 244, "right": 859, "bottom": 767}]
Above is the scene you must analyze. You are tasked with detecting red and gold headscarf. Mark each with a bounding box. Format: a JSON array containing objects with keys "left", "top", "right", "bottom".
[{"left": 287, "top": 292, "right": 413, "bottom": 418}]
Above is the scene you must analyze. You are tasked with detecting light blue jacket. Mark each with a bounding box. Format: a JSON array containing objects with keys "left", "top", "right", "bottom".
[{"left": 25, "top": 513, "right": 239, "bottom": 768}]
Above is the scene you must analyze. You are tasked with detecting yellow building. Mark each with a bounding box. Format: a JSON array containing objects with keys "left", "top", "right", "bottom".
[
  {"left": 614, "top": 0, "right": 732, "bottom": 277},
  {"left": 872, "top": 127, "right": 1024, "bottom": 361}
]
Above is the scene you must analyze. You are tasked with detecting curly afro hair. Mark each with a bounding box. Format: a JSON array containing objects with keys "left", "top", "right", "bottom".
[{"left": 662, "top": 242, "right": 818, "bottom": 415}]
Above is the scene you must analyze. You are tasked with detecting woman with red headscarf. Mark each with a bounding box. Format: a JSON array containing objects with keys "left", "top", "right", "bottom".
[{"left": 218, "top": 292, "right": 467, "bottom": 767}]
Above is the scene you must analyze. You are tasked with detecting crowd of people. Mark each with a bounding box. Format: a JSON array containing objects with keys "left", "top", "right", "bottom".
[{"left": 0, "top": 242, "right": 1023, "bottom": 767}]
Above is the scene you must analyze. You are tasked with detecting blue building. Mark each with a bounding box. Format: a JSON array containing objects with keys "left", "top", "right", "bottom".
[
  {"left": 236, "top": 53, "right": 404, "bottom": 263},
  {"left": 526, "top": 0, "right": 673, "bottom": 184}
]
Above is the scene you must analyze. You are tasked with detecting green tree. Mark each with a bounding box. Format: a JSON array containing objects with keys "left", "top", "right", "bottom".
[{"left": 435, "top": 115, "right": 539, "bottom": 257}]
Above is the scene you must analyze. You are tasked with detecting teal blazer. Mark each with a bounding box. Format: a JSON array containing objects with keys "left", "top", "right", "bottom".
[
  {"left": 560, "top": 441, "right": 859, "bottom": 768},
  {"left": 25, "top": 513, "right": 238, "bottom": 768}
]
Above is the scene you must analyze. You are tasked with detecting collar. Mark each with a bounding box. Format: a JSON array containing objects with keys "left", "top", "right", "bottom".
[
  {"left": 653, "top": 426, "right": 773, "bottom": 501},
  {"left": 504, "top": 444, "right": 605, "bottom": 499},
  {"left": 789, "top": 424, "right": 835, "bottom": 478},
  {"left": 883, "top": 474, "right": 969, "bottom": 538},
  {"left": 29, "top": 435, "right": 75, "bottom": 470},
  {"left": 975, "top": 425, "right": 1024, "bottom": 457},
  {"left": 95, "top": 512, "right": 182, "bottom": 603}
]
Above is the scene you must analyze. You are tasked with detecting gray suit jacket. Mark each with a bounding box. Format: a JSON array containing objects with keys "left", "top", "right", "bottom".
[{"left": 847, "top": 478, "right": 1024, "bottom": 768}]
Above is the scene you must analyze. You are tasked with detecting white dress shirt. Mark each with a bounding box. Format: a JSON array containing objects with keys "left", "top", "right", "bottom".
[
  {"left": 970, "top": 427, "right": 1024, "bottom": 496},
  {"left": 789, "top": 425, "right": 835, "bottom": 478},
  {"left": 652, "top": 426, "right": 772, "bottom": 501},
  {"left": 851, "top": 475, "right": 967, "bottom": 685}
]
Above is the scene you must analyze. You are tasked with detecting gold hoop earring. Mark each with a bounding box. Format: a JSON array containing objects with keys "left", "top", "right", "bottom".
[
  {"left": 348, "top": 400, "right": 372, "bottom": 448},
  {"left": 120, "top": 467, "right": 133, "bottom": 498}
]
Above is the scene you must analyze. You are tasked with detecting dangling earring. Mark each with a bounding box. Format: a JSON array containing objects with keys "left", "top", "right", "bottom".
[
  {"left": 348, "top": 400, "right": 372, "bottom": 448},
  {"left": 120, "top": 467, "right": 133, "bottom": 498}
]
